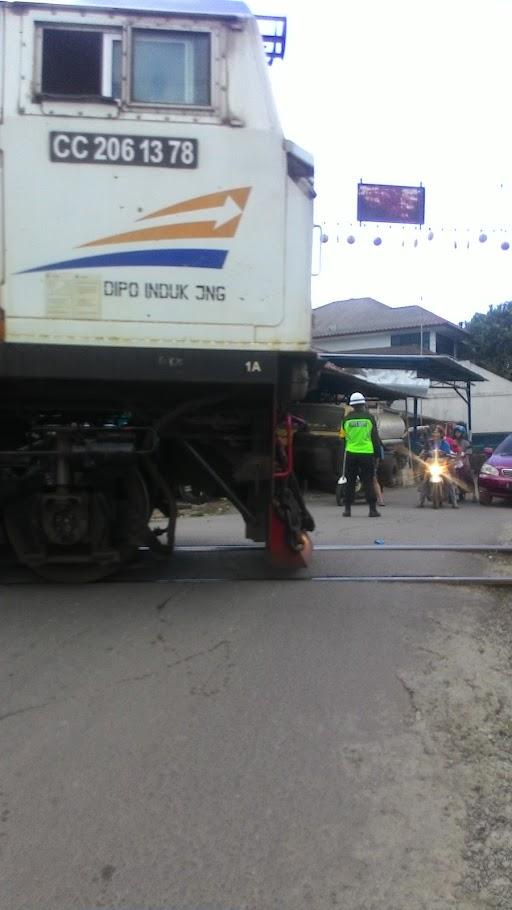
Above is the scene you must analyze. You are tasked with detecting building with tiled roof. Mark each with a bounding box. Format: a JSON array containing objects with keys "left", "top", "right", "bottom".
[{"left": 312, "top": 298, "right": 469, "bottom": 358}]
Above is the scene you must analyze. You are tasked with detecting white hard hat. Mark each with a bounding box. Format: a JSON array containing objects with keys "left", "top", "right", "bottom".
[{"left": 349, "top": 392, "right": 366, "bottom": 405}]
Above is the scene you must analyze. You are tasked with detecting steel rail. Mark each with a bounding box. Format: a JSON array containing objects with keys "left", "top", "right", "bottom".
[
  {"left": 3, "top": 543, "right": 512, "bottom": 560},
  {"left": 0, "top": 569, "right": 512, "bottom": 590},
  {"left": 106, "top": 573, "right": 512, "bottom": 585},
  {"left": 1, "top": 543, "right": 511, "bottom": 585},
  {"left": 168, "top": 544, "right": 512, "bottom": 554},
  {"left": 2, "top": 569, "right": 512, "bottom": 586},
  {"left": 2, "top": 575, "right": 512, "bottom": 586}
]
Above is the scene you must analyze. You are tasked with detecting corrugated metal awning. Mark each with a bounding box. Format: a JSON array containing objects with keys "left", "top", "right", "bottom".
[
  {"left": 317, "top": 353, "right": 485, "bottom": 384},
  {"left": 317, "top": 361, "right": 404, "bottom": 401}
]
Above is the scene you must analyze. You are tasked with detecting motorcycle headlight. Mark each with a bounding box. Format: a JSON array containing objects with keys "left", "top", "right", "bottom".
[
  {"left": 429, "top": 464, "right": 443, "bottom": 479},
  {"left": 480, "top": 463, "right": 499, "bottom": 477}
]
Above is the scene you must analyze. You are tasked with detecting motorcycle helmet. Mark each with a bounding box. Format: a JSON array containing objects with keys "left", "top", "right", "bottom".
[
  {"left": 454, "top": 424, "right": 466, "bottom": 436},
  {"left": 349, "top": 392, "right": 366, "bottom": 406}
]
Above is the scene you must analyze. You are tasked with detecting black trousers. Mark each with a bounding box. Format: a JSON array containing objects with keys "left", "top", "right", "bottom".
[{"left": 345, "top": 452, "right": 377, "bottom": 506}]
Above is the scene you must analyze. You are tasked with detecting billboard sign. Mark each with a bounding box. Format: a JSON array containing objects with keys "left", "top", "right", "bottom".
[{"left": 357, "top": 183, "right": 425, "bottom": 225}]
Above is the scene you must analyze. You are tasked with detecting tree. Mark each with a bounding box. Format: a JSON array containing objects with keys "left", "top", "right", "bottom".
[{"left": 466, "top": 302, "right": 512, "bottom": 379}]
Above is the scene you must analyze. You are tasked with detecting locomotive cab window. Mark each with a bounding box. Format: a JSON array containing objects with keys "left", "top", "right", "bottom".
[
  {"left": 131, "top": 30, "right": 210, "bottom": 106},
  {"left": 38, "top": 27, "right": 122, "bottom": 100}
]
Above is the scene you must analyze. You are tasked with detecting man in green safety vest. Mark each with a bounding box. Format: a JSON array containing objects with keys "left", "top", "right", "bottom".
[{"left": 340, "top": 391, "right": 382, "bottom": 518}]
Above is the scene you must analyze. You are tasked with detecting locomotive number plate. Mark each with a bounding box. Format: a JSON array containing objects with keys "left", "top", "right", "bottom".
[{"left": 50, "top": 131, "right": 198, "bottom": 169}]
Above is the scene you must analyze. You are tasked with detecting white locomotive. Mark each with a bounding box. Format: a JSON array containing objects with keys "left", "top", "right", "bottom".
[{"left": 0, "top": 0, "right": 315, "bottom": 579}]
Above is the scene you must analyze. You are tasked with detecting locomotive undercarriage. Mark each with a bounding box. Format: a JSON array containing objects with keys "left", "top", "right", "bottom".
[{"left": 0, "top": 352, "right": 314, "bottom": 581}]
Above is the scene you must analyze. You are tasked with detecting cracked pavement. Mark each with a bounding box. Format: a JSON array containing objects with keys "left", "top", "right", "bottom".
[{"left": 2, "top": 488, "right": 512, "bottom": 909}]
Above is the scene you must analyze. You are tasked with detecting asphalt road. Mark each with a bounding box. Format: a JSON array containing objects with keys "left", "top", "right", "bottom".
[{"left": 2, "top": 487, "right": 512, "bottom": 910}]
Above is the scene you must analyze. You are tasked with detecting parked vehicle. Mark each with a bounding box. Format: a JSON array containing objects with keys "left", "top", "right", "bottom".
[
  {"left": 292, "top": 402, "right": 406, "bottom": 493},
  {"left": 478, "top": 434, "right": 512, "bottom": 505}
]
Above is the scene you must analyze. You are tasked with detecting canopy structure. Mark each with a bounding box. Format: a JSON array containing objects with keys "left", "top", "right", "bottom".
[
  {"left": 316, "top": 352, "right": 486, "bottom": 439},
  {"left": 317, "top": 353, "right": 484, "bottom": 384},
  {"left": 316, "top": 360, "right": 402, "bottom": 403}
]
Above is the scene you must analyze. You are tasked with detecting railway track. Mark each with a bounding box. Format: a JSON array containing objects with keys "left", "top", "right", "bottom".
[{"left": 1, "top": 544, "right": 512, "bottom": 586}]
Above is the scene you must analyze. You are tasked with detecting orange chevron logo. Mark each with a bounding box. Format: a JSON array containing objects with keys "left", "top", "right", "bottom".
[{"left": 80, "top": 187, "right": 251, "bottom": 249}]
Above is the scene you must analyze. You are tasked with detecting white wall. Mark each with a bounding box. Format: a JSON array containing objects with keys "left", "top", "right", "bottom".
[
  {"left": 316, "top": 329, "right": 434, "bottom": 353},
  {"left": 422, "top": 361, "right": 512, "bottom": 434},
  {"left": 317, "top": 331, "right": 391, "bottom": 352}
]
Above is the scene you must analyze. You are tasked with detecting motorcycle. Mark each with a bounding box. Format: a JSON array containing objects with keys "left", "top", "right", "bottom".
[{"left": 419, "top": 452, "right": 458, "bottom": 509}]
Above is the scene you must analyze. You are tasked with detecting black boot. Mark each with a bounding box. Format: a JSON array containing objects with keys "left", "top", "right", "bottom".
[
  {"left": 369, "top": 505, "right": 381, "bottom": 517},
  {"left": 343, "top": 505, "right": 351, "bottom": 517}
]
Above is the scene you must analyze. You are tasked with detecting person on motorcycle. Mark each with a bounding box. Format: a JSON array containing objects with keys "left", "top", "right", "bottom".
[
  {"left": 420, "top": 426, "right": 452, "bottom": 457},
  {"left": 445, "top": 430, "right": 457, "bottom": 452},
  {"left": 452, "top": 424, "right": 477, "bottom": 501},
  {"left": 418, "top": 426, "right": 458, "bottom": 508},
  {"left": 340, "top": 392, "right": 382, "bottom": 517},
  {"left": 452, "top": 424, "right": 471, "bottom": 455}
]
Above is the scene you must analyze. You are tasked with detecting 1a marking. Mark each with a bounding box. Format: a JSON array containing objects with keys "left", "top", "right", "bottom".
[{"left": 245, "top": 361, "right": 262, "bottom": 373}]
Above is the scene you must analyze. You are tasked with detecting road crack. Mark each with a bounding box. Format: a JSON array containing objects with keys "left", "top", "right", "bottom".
[{"left": 0, "top": 700, "right": 54, "bottom": 723}]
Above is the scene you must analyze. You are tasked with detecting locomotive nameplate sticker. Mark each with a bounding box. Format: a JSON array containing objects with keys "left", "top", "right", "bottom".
[
  {"left": 46, "top": 274, "right": 102, "bottom": 320},
  {"left": 50, "top": 132, "right": 198, "bottom": 169}
]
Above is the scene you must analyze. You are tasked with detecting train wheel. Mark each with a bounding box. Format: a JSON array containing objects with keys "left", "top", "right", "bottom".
[{"left": 4, "top": 468, "right": 150, "bottom": 583}]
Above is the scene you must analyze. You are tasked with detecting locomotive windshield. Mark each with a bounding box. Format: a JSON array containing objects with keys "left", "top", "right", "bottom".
[
  {"left": 39, "top": 27, "right": 122, "bottom": 99},
  {"left": 38, "top": 23, "right": 211, "bottom": 107},
  {"left": 132, "top": 30, "right": 210, "bottom": 106}
]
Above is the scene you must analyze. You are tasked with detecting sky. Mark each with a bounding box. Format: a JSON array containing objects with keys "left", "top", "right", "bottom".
[{"left": 250, "top": 0, "right": 512, "bottom": 325}]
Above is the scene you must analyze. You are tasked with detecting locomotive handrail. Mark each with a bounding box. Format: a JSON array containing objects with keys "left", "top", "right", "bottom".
[{"left": 256, "top": 15, "right": 287, "bottom": 64}]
